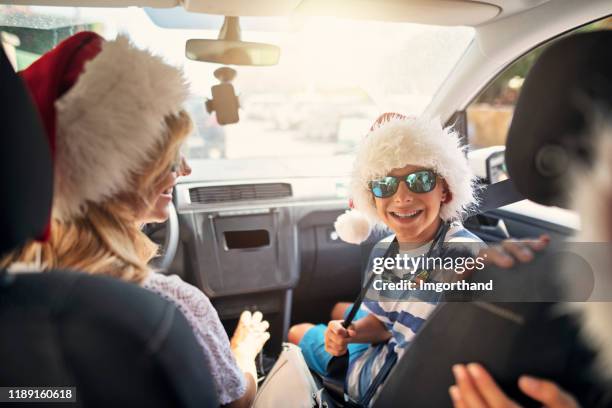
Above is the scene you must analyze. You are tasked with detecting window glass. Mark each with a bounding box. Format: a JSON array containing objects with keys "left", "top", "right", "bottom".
[
  {"left": 467, "top": 16, "right": 612, "bottom": 152},
  {"left": 1, "top": 5, "right": 475, "bottom": 180}
]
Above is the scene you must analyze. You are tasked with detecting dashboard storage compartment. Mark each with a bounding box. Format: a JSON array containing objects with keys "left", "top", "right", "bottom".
[{"left": 191, "top": 208, "right": 298, "bottom": 297}]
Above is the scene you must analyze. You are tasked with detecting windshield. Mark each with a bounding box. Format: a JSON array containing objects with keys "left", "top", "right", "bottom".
[{"left": 1, "top": 5, "right": 474, "bottom": 179}]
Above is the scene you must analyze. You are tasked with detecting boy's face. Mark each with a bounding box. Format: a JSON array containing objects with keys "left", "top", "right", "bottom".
[{"left": 374, "top": 164, "right": 448, "bottom": 243}]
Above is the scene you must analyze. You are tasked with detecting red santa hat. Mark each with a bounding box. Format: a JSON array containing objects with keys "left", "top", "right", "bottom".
[
  {"left": 334, "top": 112, "right": 477, "bottom": 244},
  {"left": 20, "top": 31, "right": 189, "bottom": 222}
]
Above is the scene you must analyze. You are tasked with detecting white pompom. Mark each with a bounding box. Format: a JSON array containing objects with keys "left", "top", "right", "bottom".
[{"left": 334, "top": 210, "right": 372, "bottom": 245}]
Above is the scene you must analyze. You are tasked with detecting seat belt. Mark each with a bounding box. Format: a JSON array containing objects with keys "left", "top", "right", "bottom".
[
  {"left": 468, "top": 179, "right": 524, "bottom": 217},
  {"left": 322, "top": 242, "right": 398, "bottom": 399},
  {"left": 358, "top": 351, "right": 397, "bottom": 406},
  {"left": 323, "top": 222, "right": 450, "bottom": 404}
]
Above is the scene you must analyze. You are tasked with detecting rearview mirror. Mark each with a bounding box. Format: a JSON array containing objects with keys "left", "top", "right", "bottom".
[
  {"left": 185, "top": 16, "right": 280, "bottom": 66},
  {"left": 186, "top": 39, "right": 280, "bottom": 66}
]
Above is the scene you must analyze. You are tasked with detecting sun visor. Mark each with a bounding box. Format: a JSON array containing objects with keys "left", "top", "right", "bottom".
[
  {"left": 505, "top": 30, "right": 612, "bottom": 208},
  {"left": 182, "top": 0, "right": 499, "bottom": 25},
  {"left": 7, "top": 0, "right": 177, "bottom": 7},
  {"left": 293, "top": 0, "right": 499, "bottom": 25},
  {"left": 183, "top": 0, "right": 302, "bottom": 16}
]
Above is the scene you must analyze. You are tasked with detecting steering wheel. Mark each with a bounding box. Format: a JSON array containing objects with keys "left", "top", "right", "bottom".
[{"left": 144, "top": 202, "right": 180, "bottom": 271}]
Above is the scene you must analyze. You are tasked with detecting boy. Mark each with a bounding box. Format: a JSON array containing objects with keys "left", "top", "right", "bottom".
[{"left": 289, "top": 113, "right": 542, "bottom": 403}]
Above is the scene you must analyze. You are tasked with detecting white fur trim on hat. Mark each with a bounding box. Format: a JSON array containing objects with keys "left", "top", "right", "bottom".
[
  {"left": 334, "top": 209, "right": 372, "bottom": 244},
  {"left": 53, "top": 35, "right": 189, "bottom": 220},
  {"left": 335, "top": 116, "right": 477, "bottom": 244}
]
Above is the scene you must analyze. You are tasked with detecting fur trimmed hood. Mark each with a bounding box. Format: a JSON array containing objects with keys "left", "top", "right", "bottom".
[{"left": 335, "top": 115, "right": 477, "bottom": 244}]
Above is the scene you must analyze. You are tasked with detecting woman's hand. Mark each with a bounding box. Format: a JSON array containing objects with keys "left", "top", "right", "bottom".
[
  {"left": 450, "top": 363, "right": 579, "bottom": 408},
  {"left": 478, "top": 234, "right": 550, "bottom": 269},
  {"left": 230, "top": 310, "right": 270, "bottom": 361},
  {"left": 228, "top": 310, "right": 270, "bottom": 407},
  {"left": 324, "top": 320, "right": 356, "bottom": 356}
]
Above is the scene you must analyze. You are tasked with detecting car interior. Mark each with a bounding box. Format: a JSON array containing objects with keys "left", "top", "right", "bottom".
[{"left": 1, "top": 0, "right": 611, "bottom": 406}]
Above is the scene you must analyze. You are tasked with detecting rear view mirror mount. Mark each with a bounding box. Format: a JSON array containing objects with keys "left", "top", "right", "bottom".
[{"left": 205, "top": 67, "right": 240, "bottom": 125}]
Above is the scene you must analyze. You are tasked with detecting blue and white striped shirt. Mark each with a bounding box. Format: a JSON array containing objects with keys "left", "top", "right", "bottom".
[{"left": 346, "top": 221, "right": 484, "bottom": 402}]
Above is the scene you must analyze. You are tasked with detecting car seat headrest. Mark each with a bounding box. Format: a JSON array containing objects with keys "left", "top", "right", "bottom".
[
  {"left": 0, "top": 47, "right": 53, "bottom": 256},
  {"left": 505, "top": 30, "right": 612, "bottom": 207}
]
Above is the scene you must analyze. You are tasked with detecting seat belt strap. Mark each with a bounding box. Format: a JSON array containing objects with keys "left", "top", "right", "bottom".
[
  {"left": 468, "top": 179, "right": 523, "bottom": 217},
  {"left": 359, "top": 351, "right": 398, "bottom": 406}
]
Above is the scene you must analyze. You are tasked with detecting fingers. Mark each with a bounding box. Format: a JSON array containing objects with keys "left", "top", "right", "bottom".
[
  {"left": 325, "top": 342, "right": 347, "bottom": 356},
  {"left": 518, "top": 376, "right": 578, "bottom": 408},
  {"left": 453, "top": 365, "right": 487, "bottom": 408},
  {"left": 480, "top": 247, "right": 515, "bottom": 268},
  {"left": 325, "top": 320, "right": 350, "bottom": 356},
  {"left": 466, "top": 364, "right": 520, "bottom": 408},
  {"left": 501, "top": 240, "right": 534, "bottom": 263},
  {"left": 452, "top": 365, "right": 574, "bottom": 408},
  {"left": 481, "top": 235, "right": 551, "bottom": 270},
  {"left": 526, "top": 234, "right": 550, "bottom": 251},
  {"left": 254, "top": 331, "right": 271, "bottom": 351},
  {"left": 505, "top": 235, "right": 549, "bottom": 253},
  {"left": 239, "top": 310, "right": 252, "bottom": 325},
  {"left": 252, "top": 311, "right": 263, "bottom": 323},
  {"left": 329, "top": 320, "right": 349, "bottom": 337},
  {"left": 239, "top": 310, "right": 269, "bottom": 331},
  {"left": 449, "top": 385, "right": 467, "bottom": 408},
  {"left": 324, "top": 334, "right": 344, "bottom": 356},
  {"left": 232, "top": 310, "right": 271, "bottom": 357},
  {"left": 325, "top": 332, "right": 348, "bottom": 355}
]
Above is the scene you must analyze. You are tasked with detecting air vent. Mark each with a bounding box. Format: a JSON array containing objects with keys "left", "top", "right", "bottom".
[{"left": 189, "top": 183, "right": 292, "bottom": 204}]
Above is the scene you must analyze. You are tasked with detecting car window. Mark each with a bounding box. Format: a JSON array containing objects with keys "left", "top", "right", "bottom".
[
  {"left": 467, "top": 16, "right": 612, "bottom": 156},
  {"left": 465, "top": 16, "right": 611, "bottom": 229},
  {"left": 1, "top": 5, "right": 475, "bottom": 180}
]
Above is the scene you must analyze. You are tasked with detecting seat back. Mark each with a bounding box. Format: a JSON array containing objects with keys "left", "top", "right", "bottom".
[
  {"left": 0, "top": 46, "right": 218, "bottom": 407},
  {"left": 0, "top": 271, "right": 219, "bottom": 407},
  {"left": 505, "top": 30, "right": 612, "bottom": 207}
]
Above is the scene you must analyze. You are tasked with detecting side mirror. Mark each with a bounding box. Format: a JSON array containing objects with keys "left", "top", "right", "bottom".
[{"left": 468, "top": 146, "right": 508, "bottom": 185}]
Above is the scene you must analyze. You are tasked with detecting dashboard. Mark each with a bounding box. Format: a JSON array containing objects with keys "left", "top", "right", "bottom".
[{"left": 167, "top": 176, "right": 369, "bottom": 353}]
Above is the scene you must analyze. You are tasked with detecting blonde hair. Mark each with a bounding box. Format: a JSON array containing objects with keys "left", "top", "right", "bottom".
[{"left": 1, "top": 110, "right": 192, "bottom": 284}]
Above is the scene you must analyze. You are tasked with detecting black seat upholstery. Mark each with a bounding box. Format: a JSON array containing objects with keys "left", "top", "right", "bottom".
[
  {"left": 0, "top": 271, "right": 219, "bottom": 407},
  {"left": 0, "top": 47, "right": 219, "bottom": 407},
  {"left": 506, "top": 30, "right": 612, "bottom": 206}
]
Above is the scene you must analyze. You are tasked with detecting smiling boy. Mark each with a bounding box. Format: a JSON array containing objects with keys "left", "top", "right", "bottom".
[{"left": 289, "top": 113, "right": 484, "bottom": 403}]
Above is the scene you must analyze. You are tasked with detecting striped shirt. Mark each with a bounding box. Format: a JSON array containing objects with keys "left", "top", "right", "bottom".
[{"left": 346, "top": 221, "right": 484, "bottom": 402}]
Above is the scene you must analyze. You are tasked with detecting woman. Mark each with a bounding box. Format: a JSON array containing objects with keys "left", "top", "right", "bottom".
[{"left": 1, "top": 31, "right": 266, "bottom": 407}]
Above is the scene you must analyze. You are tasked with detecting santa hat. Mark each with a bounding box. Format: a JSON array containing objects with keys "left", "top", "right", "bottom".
[
  {"left": 19, "top": 31, "right": 189, "bottom": 221},
  {"left": 334, "top": 113, "right": 477, "bottom": 244}
]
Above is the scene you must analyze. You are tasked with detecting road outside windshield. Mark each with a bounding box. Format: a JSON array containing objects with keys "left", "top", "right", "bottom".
[{"left": 1, "top": 5, "right": 474, "bottom": 179}]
